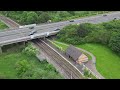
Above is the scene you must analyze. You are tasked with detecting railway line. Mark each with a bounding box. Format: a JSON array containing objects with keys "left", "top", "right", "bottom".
[
  {"left": 0, "top": 15, "right": 20, "bottom": 28},
  {"left": 33, "top": 39, "right": 85, "bottom": 79}
]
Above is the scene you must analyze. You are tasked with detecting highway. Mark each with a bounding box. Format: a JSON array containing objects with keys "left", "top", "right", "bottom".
[{"left": 0, "top": 11, "right": 120, "bottom": 46}]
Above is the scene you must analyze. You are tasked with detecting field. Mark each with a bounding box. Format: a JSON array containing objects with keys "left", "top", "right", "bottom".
[
  {"left": 0, "top": 21, "right": 8, "bottom": 30},
  {"left": 53, "top": 41, "right": 120, "bottom": 79},
  {"left": 0, "top": 47, "right": 63, "bottom": 79}
]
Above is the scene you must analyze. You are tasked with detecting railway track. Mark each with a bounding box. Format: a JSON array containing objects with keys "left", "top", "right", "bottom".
[
  {"left": 33, "top": 39, "right": 85, "bottom": 79},
  {"left": 0, "top": 16, "right": 20, "bottom": 28}
]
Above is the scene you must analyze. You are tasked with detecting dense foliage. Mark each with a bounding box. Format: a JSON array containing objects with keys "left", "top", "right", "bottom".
[
  {"left": 57, "top": 20, "right": 120, "bottom": 54},
  {"left": 22, "top": 44, "right": 38, "bottom": 56},
  {"left": 0, "top": 44, "right": 63, "bottom": 79},
  {"left": 0, "top": 11, "right": 109, "bottom": 25}
]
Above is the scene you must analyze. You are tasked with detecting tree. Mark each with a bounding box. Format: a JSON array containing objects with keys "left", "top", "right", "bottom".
[
  {"left": 77, "top": 23, "right": 91, "bottom": 38},
  {"left": 22, "top": 44, "right": 38, "bottom": 56},
  {"left": 58, "top": 11, "right": 71, "bottom": 18},
  {"left": 15, "top": 60, "right": 31, "bottom": 77},
  {"left": 109, "top": 33, "right": 120, "bottom": 54},
  {"left": 19, "top": 11, "right": 27, "bottom": 24},
  {"left": 26, "top": 12, "right": 38, "bottom": 24},
  {"left": 38, "top": 12, "right": 51, "bottom": 23}
]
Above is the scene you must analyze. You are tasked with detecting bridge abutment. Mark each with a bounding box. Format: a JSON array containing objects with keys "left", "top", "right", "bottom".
[{"left": 0, "top": 46, "right": 2, "bottom": 54}]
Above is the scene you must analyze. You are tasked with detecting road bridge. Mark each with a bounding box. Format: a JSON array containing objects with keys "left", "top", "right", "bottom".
[{"left": 0, "top": 11, "right": 120, "bottom": 49}]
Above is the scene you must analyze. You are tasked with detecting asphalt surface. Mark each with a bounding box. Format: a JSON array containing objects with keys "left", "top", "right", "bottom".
[{"left": 0, "top": 11, "right": 120, "bottom": 46}]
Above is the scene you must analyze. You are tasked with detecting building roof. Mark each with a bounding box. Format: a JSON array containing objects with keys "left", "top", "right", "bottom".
[{"left": 66, "top": 45, "right": 82, "bottom": 61}]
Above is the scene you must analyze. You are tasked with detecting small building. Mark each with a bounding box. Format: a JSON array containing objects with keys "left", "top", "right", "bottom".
[{"left": 66, "top": 45, "right": 88, "bottom": 64}]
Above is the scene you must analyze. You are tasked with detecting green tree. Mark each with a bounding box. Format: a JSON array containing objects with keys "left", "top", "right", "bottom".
[
  {"left": 15, "top": 60, "right": 31, "bottom": 77},
  {"left": 109, "top": 33, "right": 120, "bottom": 54},
  {"left": 22, "top": 44, "right": 38, "bottom": 56},
  {"left": 58, "top": 11, "right": 71, "bottom": 18},
  {"left": 26, "top": 12, "right": 38, "bottom": 24},
  {"left": 77, "top": 23, "right": 91, "bottom": 38},
  {"left": 38, "top": 12, "right": 51, "bottom": 23}
]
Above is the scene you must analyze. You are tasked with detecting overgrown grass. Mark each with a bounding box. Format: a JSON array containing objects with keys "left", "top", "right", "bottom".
[
  {"left": 0, "top": 45, "right": 63, "bottom": 79},
  {"left": 0, "top": 21, "right": 8, "bottom": 31}
]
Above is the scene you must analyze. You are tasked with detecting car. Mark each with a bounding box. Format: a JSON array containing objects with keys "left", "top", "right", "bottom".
[
  {"left": 113, "top": 18, "right": 117, "bottom": 20},
  {"left": 29, "top": 26, "right": 34, "bottom": 29},
  {"left": 29, "top": 30, "right": 37, "bottom": 36},
  {"left": 69, "top": 20, "right": 74, "bottom": 22},
  {"left": 54, "top": 28, "right": 60, "bottom": 31},
  {"left": 103, "top": 14, "right": 107, "bottom": 16}
]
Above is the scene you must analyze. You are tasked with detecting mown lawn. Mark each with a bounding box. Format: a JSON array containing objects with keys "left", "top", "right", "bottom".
[
  {"left": 53, "top": 41, "right": 120, "bottom": 79},
  {"left": 77, "top": 44, "right": 120, "bottom": 79},
  {"left": 0, "top": 21, "right": 8, "bottom": 30},
  {"left": 0, "top": 52, "right": 63, "bottom": 79}
]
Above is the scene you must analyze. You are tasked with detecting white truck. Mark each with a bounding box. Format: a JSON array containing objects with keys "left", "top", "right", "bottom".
[{"left": 19, "top": 24, "right": 36, "bottom": 29}]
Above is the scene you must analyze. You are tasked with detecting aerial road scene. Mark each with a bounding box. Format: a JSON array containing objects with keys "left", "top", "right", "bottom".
[{"left": 0, "top": 11, "right": 120, "bottom": 79}]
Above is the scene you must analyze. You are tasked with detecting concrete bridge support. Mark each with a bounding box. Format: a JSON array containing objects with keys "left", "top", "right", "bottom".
[{"left": 0, "top": 46, "right": 2, "bottom": 54}]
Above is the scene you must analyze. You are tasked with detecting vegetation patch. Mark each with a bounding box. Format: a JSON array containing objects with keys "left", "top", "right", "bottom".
[
  {"left": 0, "top": 44, "right": 63, "bottom": 79},
  {"left": 0, "top": 11, "right": 110, "bottom": 25},
  {"left": 0, "top": 21, "right": 8, "bottom": 31}
]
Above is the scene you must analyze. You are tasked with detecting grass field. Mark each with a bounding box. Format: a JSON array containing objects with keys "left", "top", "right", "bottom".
[
  {"left": 53, "top": 41, "right": 120, "bottom": 79},
  {"left": 0, "top": 21, "right": 8, "bottom": 30},
  {"left": 0, "top": 51, "right": 63, "bottom": 79},
  {"left": 77, "top": 44, "right": 120, "bottom": 79}
]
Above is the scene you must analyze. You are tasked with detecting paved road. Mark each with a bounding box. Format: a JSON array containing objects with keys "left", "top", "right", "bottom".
[{"left": 0, "top": 11, "right": 120, "bottom": 46}]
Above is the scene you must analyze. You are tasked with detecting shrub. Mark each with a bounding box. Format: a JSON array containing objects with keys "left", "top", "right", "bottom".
[
  {"left": 22, "top": 44, "right": 38, "bottom": 56},
  {"left": 76, "top": 23, "right": 92, "bottom": 38},
  {"left": 83, "top": 68, "right": 92, "bottom": 78},
  {"left": 15, "top": 60, "right": 31, "bottom": 77},
  {"left": 109, "top": 33, "right": 120, "bottom": 54}
]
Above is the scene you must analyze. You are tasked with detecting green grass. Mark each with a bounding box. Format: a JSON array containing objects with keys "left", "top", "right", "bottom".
[
  {"left": 52, "top": 41, "right": 120, "bottom": 79},
  {"left": 0, "top": 21, "right": 8, "bottom": 31},
  {"left": 77, "top": 44, "right": 120, "bottom": 79},
  {"left": 0, "top": 51, "right": 63, "bottom": 79}
]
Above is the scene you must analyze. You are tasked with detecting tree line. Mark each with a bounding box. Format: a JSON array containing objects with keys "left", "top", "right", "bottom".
[{"left": 0, "top": 11, "right": 109, "bottom": 25}]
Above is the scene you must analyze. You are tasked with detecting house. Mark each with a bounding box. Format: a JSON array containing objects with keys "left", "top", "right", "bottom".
[{"left": 66, "top": 45, "right": 88, "bottom": 64}]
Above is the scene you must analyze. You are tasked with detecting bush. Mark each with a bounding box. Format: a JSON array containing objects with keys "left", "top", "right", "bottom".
[
  {"left": 22, "top": 44, "right": 38, "bottom": 56},
  {"left": 38, "top": 12, "right": 51, "bottom": 23},
  {"left": 15, "top": 60, "right": 32, "bottom": 77},
  {"left": 109, "top": 33, "right": 120, "bottom": 54},
  {"left": 83, "top": 68, "right": 92, "bottom": 78},
  {"left": 77, "top": 23, "right": 92, "bottom": 38}
]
